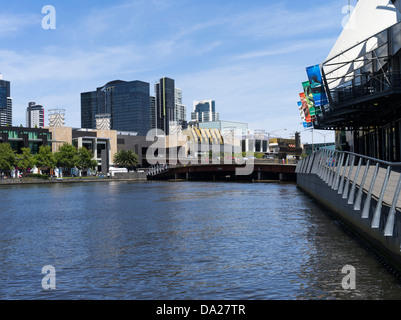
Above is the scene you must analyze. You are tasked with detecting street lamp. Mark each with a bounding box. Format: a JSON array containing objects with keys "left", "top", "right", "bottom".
[{"left": 314, "top": 131, "right": 333, "bottom": 148}]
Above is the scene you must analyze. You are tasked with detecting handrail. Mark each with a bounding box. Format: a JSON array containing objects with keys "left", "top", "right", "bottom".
[{"left": 296, "top": 149, "right": 401, "bottom": 238}]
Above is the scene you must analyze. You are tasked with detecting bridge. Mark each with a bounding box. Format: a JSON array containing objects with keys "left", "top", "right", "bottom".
[{"left": 147, "top": 160, "right": 297, "bottom": 182}]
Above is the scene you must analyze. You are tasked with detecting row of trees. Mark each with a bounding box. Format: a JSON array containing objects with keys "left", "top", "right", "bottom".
[
  {"left": 0, "top": 143, "right": 97, "bottom": 175},
  {"left": 0, "top": 142, "right": 141, "bottom": 176}
]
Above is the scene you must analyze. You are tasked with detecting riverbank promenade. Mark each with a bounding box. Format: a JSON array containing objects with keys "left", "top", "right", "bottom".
[{"left": 297, "top": 149, "right": 401, "bottom": 272}]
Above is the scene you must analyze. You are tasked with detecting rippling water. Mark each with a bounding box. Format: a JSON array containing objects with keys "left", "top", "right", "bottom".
[{"left": 1, "top": 181, "right": 401, "bottom": 300}]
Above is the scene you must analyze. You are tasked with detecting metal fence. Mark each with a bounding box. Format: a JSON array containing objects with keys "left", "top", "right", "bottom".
[{"left": 296, "top": 149, "right": 401, "bottom": 237}]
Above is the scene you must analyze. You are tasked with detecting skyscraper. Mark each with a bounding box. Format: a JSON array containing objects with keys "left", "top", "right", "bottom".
[
  {"left": 155, "top": 77, "right": 175, "bottom": 135},
  {"left": 0, "top": 74, "right": 12, "bottom": 126},
  {"left": 81, "top": 80, "right": 151, "bottom": 136},
  {"left": 150, "top": 95, "right": 156, "bottom": 130},
  {"left": 191, "top": 100, "right": 219, "bottom": 124},
  {"left": 26, "top": 102, "right": 44, "bottom": 128},
  {"left": 175, "top": 88, "right": 187, "bottom": 129}
]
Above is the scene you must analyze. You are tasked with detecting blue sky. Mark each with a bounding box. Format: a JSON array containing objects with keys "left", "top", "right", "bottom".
[{"left": 0, "top": 0, "right": 358, "bottom": 143}]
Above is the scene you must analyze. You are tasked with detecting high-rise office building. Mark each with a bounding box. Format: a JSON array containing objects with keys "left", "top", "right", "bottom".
[
  {"left": 175, "top": 88, "right": 187, "bottom": 129},
  {"left": 191, "top": 100, "right": 219, "bottom": 123},
  {"left": 81, "top": 80, "right": 151, "bottom": 136},
  {"left": 150, "top": 95, "right": 156, "bottom": 130},
  {"left": 26, "top": 102, "right": 44, "bottom": 128},
  {"left": 0, "top": 74, "right": 12, "bottom": 126},
  {"left": 155, "top": 77, "right": 175, "bottom": 135}
]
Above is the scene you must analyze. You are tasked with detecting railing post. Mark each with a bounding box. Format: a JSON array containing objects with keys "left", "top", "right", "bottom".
[
  {"left": 343, "top": 155, "right": 355, "bottom": 199},
  {"left": 320, "top": 149, "right": 328, "bottom": 179},
  {"left": 362, "top": 163, "right": 380, "bottom": 219},
  {"left": 354, "top": 160, "right": 370, "bottom": 211},
  {"left": 348, "top": 157, "right": 362, "bottom": 205},
  {"left": 328, "top": 152, "right": 337, "bottom": 187},
  {"left": 338, "top": 154, "right": 350, "bottom": 195},
  {"left": 325, "top": 151, "right": 333, "bottom": 184},
  {"left": 317, "top": 150, "right": 325, "bottom": 178},
  {"left": 372, "top": 166, "right": 391, "bottom": 229},
  {"left": 333, "top": 153, "right": 344, "bottom": 190},
  {"left": 384, "top": 172, "right": 401, "bottom": 237}
]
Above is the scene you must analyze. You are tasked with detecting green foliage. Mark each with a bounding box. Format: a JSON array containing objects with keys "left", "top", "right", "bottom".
[
  {"left": 114, "top": 149, "right": 139, "bottom": 170},
  {"left": 54, "top": 143, "right": 79, "bottom": 170},
  {"left": 76, "top": 147, "right": 98, "bottom": 171},
  {"left": 35, "top": 145, "right": 56, "bottom": 170},
  {"left": 16, "top": 147, "right": 35, "bottom": 172},
  {"left": 0, "top": 143, "right": 16, "bottom": 171}
]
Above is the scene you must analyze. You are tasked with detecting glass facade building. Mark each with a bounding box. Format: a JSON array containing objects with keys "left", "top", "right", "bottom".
[
  {"left": 0, "top": 76, "right": 12, "bottom": 126},
  {"left": 191, "top": 100, "right": 219, "bottom": 123},
  {"left": 0, "top": 126, "right": 51, "bottom": 154},
  {"left": 155, "top": 77, "right": 175, "bottom": 135},
  {"left": 81, "top": 80, "right": 151, "bottom": 136}
]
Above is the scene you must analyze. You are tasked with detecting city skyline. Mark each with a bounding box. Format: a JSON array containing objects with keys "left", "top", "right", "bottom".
[{"left": 0, "top": 0, "right": 358, "bottom": 143}]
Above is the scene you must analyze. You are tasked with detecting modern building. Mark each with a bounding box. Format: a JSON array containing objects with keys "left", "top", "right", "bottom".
[
  {"left": 117, "top": 132, "right": 153, "bottom": 167},
  {"left": 46, "top": 126, "right": 118, "bottom": 173},
  {"left": 81, "top": 80, "right": 151, "bottom": 136},
  {"left": 191, "top": 100, "right": 219, "bottom": 124},
  {"left": 308, "top": 0, "right": 401, "bottom": 161},
  {"left": 0, "top": 74, "right": 12, "bottom": 126},
  {"left": 154, "top": 77, "right": 175, "bottom": 135},
  {"left": 174, "top": 88, "right": 187, "bottom": 129},
  {"left": 26, "top": 102, "right": 44, "bottom": 128},
  {"left": 199, "top": 120, "right": 248, "bottom": 136},
  {"left": 303, "top": 142, "right": 335, "bottom": 156},
  {"left": 268, "top": 137, "right": 302, "bottom": 160},
  {"left": 150, "top": 95, "right": 156, "bottom": 130},
  {"left": 48, "top": 109, "right": 65, "bottom": 127},
  {"left": 0, "top": 126, "right": 51, "bottom": 154}
]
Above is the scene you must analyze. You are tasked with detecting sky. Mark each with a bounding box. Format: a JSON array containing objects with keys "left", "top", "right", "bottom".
[{"left": 0, "top": 0, "right": 359, "bottom": 144}]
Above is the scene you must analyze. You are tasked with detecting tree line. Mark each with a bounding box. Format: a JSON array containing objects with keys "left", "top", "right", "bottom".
[
  {"left": 0, "top": 142, "right": 140, "bottom": 176},
  {"left": 0, "top": 143, "right": 97, "bottom": 176}
]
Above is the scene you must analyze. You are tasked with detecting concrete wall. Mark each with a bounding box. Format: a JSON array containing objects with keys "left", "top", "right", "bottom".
[{"left": 112, "top": 172, "right": 147, "bottom": 180}]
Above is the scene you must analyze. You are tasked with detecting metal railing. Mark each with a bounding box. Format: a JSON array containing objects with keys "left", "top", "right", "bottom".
[
  {"left": 329, "top": 71, "right": 401, "bottom": 106},
  {"left": 296, "top": 149, "right": 401, "bottom": 238}
]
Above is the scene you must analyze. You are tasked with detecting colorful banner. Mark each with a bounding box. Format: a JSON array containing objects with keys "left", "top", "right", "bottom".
[
  {"left": 299, "top": 92, "right": 312, "bottom": 123},
  {"left": 298, "top": 101, "right": 312, "bottom": 128},
  {"left": 302, "top": 81, "right": 319, "bottom": 116},
  {"left": 306, "top": 64, "right": 329, "bottom": 107}
]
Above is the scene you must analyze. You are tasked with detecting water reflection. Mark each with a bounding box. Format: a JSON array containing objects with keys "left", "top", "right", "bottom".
[{"left": 1, "top": 181, "right": 401, "bottom": 299}]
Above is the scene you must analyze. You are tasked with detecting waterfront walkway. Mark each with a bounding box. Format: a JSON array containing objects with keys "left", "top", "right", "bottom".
[{"left": 296, "top": 149, "right": 401, "bottom": 271}]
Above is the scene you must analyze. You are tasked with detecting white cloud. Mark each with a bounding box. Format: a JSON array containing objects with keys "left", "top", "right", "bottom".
[{"left": 0, "top": 13, "right": 39, "bottom": 36}]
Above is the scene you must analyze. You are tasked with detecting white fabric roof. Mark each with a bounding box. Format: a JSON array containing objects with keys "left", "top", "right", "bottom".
[
  {"left": 327, "top": 0, "right": 400, "bottom": 61},
  {"left": 324, "top": 0, "right": 401, "bottom": 89}
]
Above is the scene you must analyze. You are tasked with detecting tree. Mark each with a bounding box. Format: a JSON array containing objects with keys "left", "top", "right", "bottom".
[
  {"left": 54, "top": 143, "right": 79, "bottom": 172},
  {"left": 35, "top": 145, "right": 56, "bottom": 172},
  {"left": 76, "top": 147, "right": 98, "bottom": 174},
  {"left": 0, "top": 143, "right": 16, "bottom": 172},
  {"left": 15, "top": 147, "right": 35, "bottom": 173},
  {"left": 114, "top": 149, "right": 139, "bottom": 171}
]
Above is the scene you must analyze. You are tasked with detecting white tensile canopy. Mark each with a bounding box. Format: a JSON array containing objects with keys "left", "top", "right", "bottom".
[{"left": 323, "top": 0, "right": 401, "bottom": 90}]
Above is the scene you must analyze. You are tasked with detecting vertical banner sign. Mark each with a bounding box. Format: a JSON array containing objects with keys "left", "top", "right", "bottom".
[
  {"left": 298, "top": 101, "right": 312, "bottom": 128},
  {"left": 302, "top": 81, "right": 318, "bottom": 117},
  {"left": 306, "top": 64, "right": 328, "bottom": 107},
  {"left": 299, "top": 92, "right": 312, "bottom": 123}
]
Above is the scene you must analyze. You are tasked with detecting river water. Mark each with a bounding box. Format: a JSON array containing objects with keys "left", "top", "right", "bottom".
[{"left": 1, "top": 180, "right": 401, "bottom": 300}]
